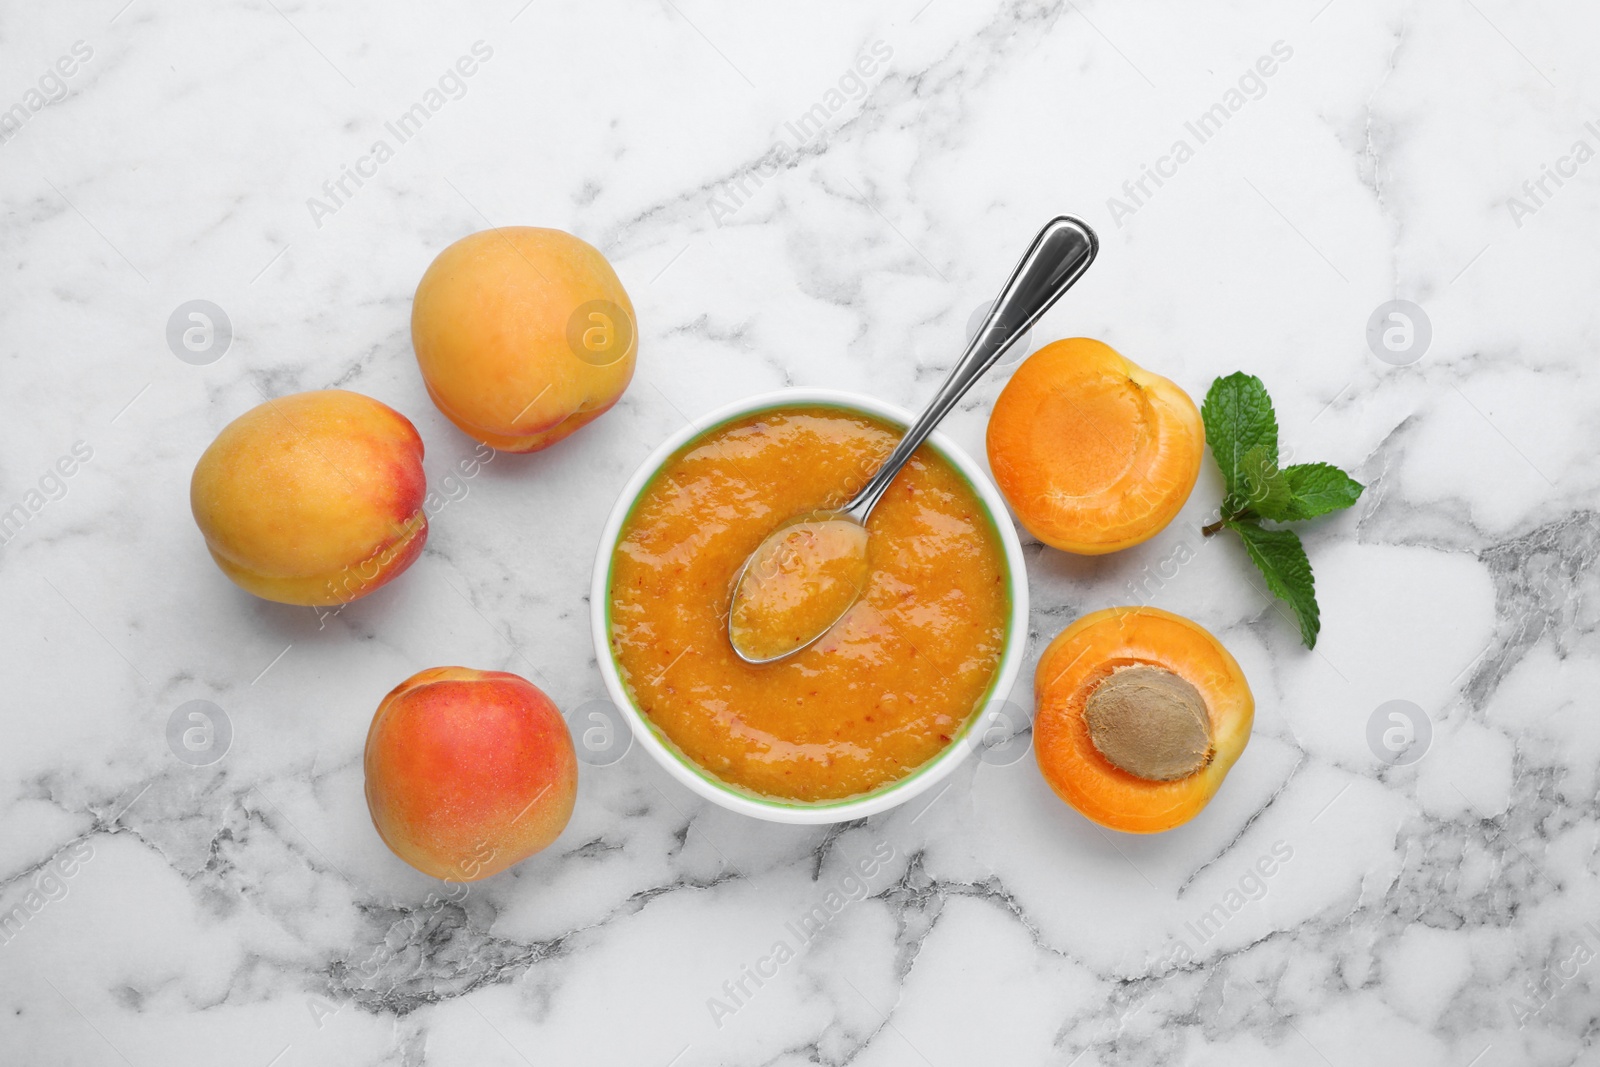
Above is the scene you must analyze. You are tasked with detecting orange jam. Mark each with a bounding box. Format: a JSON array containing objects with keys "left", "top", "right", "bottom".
[{"left": 608, "top": 406, "right": 1011, "bottom": 802}]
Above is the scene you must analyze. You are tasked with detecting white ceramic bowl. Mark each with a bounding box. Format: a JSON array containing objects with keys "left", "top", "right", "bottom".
[{"left": 589, "top": 388, "right": 1029, "bottom": 824}]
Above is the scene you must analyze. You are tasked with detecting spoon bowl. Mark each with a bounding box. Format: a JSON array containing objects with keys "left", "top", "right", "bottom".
[{"left": 727, "top": 514, "right": 870, "bottom": 664}]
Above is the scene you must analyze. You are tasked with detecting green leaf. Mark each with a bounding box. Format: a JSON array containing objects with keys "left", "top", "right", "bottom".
[
  {"left": 1226, "top": 519, "right": 1320, "bottom": 648},
  {"left": 1200, "top": 372, "right": 1362, "bottom": 645},
  {"left": 1227, "top": 443, "right": 1296, "bottom": 522},
  {"left": 1202, "top": 372, "right": 1279, "bottom": 497},
  {"left": 1282, "top": 463, "right": 1364, "bottom": 520}
]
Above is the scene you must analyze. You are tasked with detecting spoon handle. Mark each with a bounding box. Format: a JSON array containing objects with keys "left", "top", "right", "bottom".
[{"left": 845, "top": 215, "right": 1100, "bottom": 521}]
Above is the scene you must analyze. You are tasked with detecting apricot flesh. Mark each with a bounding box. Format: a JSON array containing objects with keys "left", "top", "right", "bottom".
[
  {"left": 364, "top": 667, "right": 577, "bottom": 881},
  {"left": 411, "top": 226, "right": 637, "bottom": 453},
  {"left": 986, "top": 338, "right": 1203, "bottom": 554},
  {"left": 1034, "top": 607, "right": 1252, "bottom": 833},
  {"left": 190, "top": 389, "right": 428, "bottom": 606}
]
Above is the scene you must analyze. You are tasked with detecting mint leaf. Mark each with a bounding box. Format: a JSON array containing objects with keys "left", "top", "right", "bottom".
[
  {"left": 1200, "top": 372, "right": 1362, "bottom": 648},
  {"left": 1226, "top": 519, "right": 1320, "bottom": 647},
  {"left": 1202, "top": 373, "right": 1278, "bottom": 496},
  {"left": 1228, "top": 443, "right": 1296, "bottom": 522},
  {"left": 1282, "top": 463, "right": 1364, "bottom": 520}
]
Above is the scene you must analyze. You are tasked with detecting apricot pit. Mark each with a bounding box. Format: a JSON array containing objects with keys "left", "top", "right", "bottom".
[{"left": 1083, "top": 666, "right": 1214, "bottom": 782}]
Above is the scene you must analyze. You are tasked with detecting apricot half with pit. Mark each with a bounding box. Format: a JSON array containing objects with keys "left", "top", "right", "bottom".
[
  {"left": 411, "top": 226, "right": 637, "bottom": 453},
  {"left": 1034, "top": 606, "right": 1253, "bottom": 833},
  {"left": 986, "top": 338, "right": 1203, "bottom": 554}
]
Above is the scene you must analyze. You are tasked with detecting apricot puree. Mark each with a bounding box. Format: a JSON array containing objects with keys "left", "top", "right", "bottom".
[{"left": 608, "top": 406, "right": 1010, "bottom": 802}]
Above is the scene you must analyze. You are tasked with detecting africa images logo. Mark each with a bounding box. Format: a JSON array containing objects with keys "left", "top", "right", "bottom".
[
  {"left": 706, "top": 841, "right": 896, "bottom": 1028},
  {"left": 707, "top": 41, "right": 893, "bottom": 226},
  {"left": 1106, "top": 40, "right": 1294, "bottom": 228},
  {"left": 1154, "top": 840, "right": 1294, "bottom": 972},
  {"left": 306, "top": 41, "right": 495, "bottom": 229},
  {"left": 0, "top": 40, "right": 93, "bottom": 147}
]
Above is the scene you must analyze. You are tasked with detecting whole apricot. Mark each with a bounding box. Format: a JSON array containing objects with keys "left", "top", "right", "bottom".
[
  {"left": 190, "top": 390, "right": 428, "bottom": 606},
  {"left": 364, "top": 667, "right": 577, "bottom": 881},
  {"left": 411, "top": 227, "right": 637, "bottom": 453}
]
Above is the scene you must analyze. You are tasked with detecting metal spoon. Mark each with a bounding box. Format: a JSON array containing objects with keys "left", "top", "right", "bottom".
[{"left": 728, "top": 215, "right": 1100, "bottom": 664}]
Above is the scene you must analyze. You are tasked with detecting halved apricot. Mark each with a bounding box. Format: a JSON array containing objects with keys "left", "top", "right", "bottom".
[
  {"left": 1033, "top": 606, "right": 1253, "bottom": 833},
  {"left": 986, "top": 338, "right": 1203, "bottom": 554}
]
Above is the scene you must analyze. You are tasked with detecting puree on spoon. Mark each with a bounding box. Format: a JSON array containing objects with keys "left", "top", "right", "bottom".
[
  {"left": 608, "top": 406, "right": 1009, "bottom": 802},
  {"left": 727, "top": 517, "right": 871, "bottom": 663}
]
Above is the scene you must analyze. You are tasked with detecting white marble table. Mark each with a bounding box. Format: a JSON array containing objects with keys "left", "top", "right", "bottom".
[{"left": 3, "top": 1, "right": 1597, "bottom": 1064}]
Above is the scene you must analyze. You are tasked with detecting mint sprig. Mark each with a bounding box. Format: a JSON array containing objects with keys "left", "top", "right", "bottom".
[{"left": 1200, "top": 373, "right": 1363, "bottom": 649}]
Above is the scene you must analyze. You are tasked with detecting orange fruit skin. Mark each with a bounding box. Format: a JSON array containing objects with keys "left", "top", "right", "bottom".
[
  {"left": 190, "top": 390, "right": 428, "bottom": 606},
  {"left": 1033, "top": 607, "right": 1253, "bottom": 833},
  {"left": 986, "top": 338, "right": 1203, "bottom": 555},
  {"left": 364, "top": 667, "right": 577, "bottom": 881},
  {"left": 411, "top": 227, "right": 636, "bottom": 453}
]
